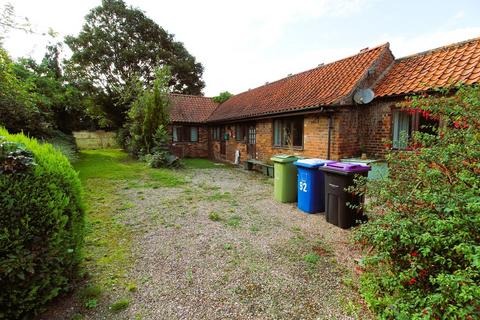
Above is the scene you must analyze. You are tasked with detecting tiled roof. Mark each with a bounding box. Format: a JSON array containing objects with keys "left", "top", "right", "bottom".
[
  {"left": 169, "top": 94, "right": 218, "bottom": 123},
  {"left": 375, "top": 37, "right": 480, "bottom": 97},
  {"left": 209, "top": 43, "right": 391, "bottom": 121}
]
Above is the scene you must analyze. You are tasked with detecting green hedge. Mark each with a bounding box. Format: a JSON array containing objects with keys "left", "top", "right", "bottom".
[{"left": 0, "top": 128, "right": 85, "bottom": 319}]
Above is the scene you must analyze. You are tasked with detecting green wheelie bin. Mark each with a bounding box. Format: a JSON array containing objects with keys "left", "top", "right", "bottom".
[{"left": 271, "top": 154, "right": 300, "bottom": 203}]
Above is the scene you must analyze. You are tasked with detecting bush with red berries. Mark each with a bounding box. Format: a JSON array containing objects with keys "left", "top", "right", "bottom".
[{"left": 354, "top": 85, "right": 480, "bottom": 319}]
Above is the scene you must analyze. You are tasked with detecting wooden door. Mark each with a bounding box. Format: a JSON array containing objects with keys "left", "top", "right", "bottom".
[
  {"left": 247, "top": 124, "right": 256, "bottom": 159},
  {"left": 220, "top": 127, "right": 226, "bottom": 157}
]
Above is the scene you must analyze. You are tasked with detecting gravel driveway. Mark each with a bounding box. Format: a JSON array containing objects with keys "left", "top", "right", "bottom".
[
  {"left": 118, "top": 166, "right": 365, "bottom": 320},
  {"left": 41, "top": 164, "right": 368, "bottom": 320}
]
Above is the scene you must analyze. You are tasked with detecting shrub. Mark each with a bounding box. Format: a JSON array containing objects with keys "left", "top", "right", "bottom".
[
  {"left": 145, "top": 151, "right": 181, "bottom": 169},
  {"left": 354, "top": 86, "right": 480, "bottom": 319},
  {"left": 0, "top": 128, "right": 85, "bottom": 319}
]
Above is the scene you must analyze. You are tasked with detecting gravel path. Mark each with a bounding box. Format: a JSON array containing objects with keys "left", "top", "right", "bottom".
[{"left": 119, "top": 167, "right": 365, "bottom": 320}]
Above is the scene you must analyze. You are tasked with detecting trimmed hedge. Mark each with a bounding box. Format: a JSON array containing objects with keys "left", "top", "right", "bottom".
[{"left": 0, "top": 128, "right": 85, "bottom": 319}]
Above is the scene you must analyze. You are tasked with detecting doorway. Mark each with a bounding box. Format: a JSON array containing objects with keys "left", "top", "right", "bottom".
[
  {"left": 220, "top": 127, "right": 226, "bottom": 157},
  {"left": 247, "top": 124, "right": 256, "bottom": 159}
]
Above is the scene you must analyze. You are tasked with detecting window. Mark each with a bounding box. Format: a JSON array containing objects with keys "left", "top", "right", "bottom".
[
  {"left": 248, "top": 126, "right": 256, "bottom": 144},
  {"left": 392, "top": 110, "right": 411, "bottom": 149},
  {"left": 418, "top": 112, "right": 439, "bottom": 135},
  {"left": 273, "top": 117, "right": 303, "bottom": 148},
  {"left": 235, "top": 124, "right": 246, "bottom": 141},
  {"left": 212, "top": 127, "right": 221, "bottom": 140},
  {"left": 392, "top": 109, "right": 439, "bottom": 149},
  {"left": 173, "top": 126, "right": 198, "bottom": 142}
]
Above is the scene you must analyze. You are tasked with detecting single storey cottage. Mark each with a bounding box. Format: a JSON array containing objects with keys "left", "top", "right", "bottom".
[{"left": 168, "top": 36, "right": 480, "bottom": 164}]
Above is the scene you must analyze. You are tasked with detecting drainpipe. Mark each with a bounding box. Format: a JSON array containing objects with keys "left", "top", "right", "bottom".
[{"left": 327, "top": 114, "right": 333, "bottom": 160}]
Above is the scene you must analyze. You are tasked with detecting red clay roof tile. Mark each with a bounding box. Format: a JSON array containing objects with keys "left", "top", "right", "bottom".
[
  {"left": 169, "top": 94, "right": 218, "bottom": 123},
  {"left": 376, "top": 37, "right": 480, "bottom": 97},
  {"left": 208, "top": 43, "right": 391, "bottom": 121}
]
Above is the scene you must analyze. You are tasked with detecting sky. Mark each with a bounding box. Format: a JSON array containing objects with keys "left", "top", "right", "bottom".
[{"left": 2, "top": 0, "right": 480, "bottom": 96}]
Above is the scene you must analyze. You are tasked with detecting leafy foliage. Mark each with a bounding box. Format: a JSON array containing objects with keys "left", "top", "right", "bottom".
[
  {"left": 125, "top": 67, "right": 171, "bottom": 156},
  {"left": 0, "top": 47, "right": 50, "bottom": 136},
  {"left": 0, "top": 140, "right": 36, "bottom": 173},
  {"left": 354, "top": 85, "right": 480, "bottom": 319},
  {"left": 0, "top": 128, "right": 85, "bottom": 319},
  {"left": 45, "top": 130, "right": 80, "bottom": 163},
  {"left": 145, "top": 151, "right": 182, "bottom": 169},
  {"left": 65, "top": 0, "right": 205, "bottom": 128},
  {"left": 0, "top": 43, "right": 93, "bottom": 137},
  {"left": 12, "top": 43, "right": 94, "bottom": 133},
  {"left": 212, "top": 91, "right": 233, "bottom": 103}
]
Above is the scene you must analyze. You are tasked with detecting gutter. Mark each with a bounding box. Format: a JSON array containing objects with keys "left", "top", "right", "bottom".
[
  {"left": 207, "top": 105, "right": 337, "bottom": 125},
  {"left": 327, "top": 114, "right": 333, "bottom": 160}
]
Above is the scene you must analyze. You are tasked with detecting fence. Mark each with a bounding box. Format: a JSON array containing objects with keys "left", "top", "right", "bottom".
[{"left": 73, "top": 130, "right": 118, "bottom": 149}]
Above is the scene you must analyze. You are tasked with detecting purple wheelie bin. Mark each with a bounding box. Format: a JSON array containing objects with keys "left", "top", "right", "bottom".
[{"left": 319, "top": 162, "right": 371, "bottom": 229}]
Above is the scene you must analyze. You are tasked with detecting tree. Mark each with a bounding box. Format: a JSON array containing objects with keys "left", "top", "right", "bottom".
[
  {"left": 212, "top": 91, "right": 233, "bottom": 103},
  {"left": 65, "top": 0, "right": 205, "bottom": 128},
  {"left": 0, "top": 47, "right": 49, "bottom": 136},
  {"left": 125, "top": 66, "right": 171, "bottom": 156},
  {"left": 353, "top": 85, "right": 480, "bottom": 319},
  {"left": 12, "top": 43, "right": 92, "bottom": 134}
]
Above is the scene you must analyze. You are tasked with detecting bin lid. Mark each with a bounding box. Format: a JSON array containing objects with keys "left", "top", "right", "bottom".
[
  {"left": 340, "top": 158, "right": 383, "bottom": 165},
  {"left": 294, "top": 158, "right": 335, "bottom": 168},
  {"left": 324, "top": 161, "right": 371, "bottom": 173},
  {"left": 270, "top": 154, "right": 298, "bottom": 163}
]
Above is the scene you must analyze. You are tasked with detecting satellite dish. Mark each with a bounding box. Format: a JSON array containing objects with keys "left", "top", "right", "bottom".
[{"left": 353, "top": 88, "right": 375, "bottom": 104}]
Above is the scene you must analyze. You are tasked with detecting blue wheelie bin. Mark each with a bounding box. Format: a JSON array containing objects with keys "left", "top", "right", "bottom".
[{"left": 294, "top": 159, "right": 334, "bottom": 213}]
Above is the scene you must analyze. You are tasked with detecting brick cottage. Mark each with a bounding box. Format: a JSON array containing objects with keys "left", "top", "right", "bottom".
[{"left": 167, "top": 37, "right": 480, "bottom": 164}]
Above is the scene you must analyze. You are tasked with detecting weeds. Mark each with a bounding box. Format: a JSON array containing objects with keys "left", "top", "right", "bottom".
[
  {"left": 110, "top": 298, "right": 129, "bottom": 312},
  {"left": 85, "top": 299, "right": 98, "bottom": 309},
  {"left": 208, "top": 211, "right": 222, "bottom": 221},
  {"left": 186, "top": 268, "right": 193, "bottom": 284},
  {"left": 126, "top": 282, "right": 137, "bottom": 292},
  {"left": 303, "top": 253, "right": 321, "bottom": 264},
  {"left": 226, "top": 215, "right": 241, "bottom": 227}
]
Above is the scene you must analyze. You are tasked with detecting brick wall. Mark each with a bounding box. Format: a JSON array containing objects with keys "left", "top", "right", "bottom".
[
  {"left": 170, "top": 126, "right": 209, "bottom": 158},
  {"left": 255, "top": 115, "right": 334, "bottom": 161},
  {"left": 210, "top": 114, "right": 354, "bottom": 163},
  {"left": 358, "top": 99, "right": 398, "bottom": 157},
  {"left": 331, "top": 108, "right": 360, "bottom": 159},
  {"left": 209, "top": 125, "right": 248, "bottom": 163},
  {"left": 194, "top": 102, "right": 398, "bottom": 163}
]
